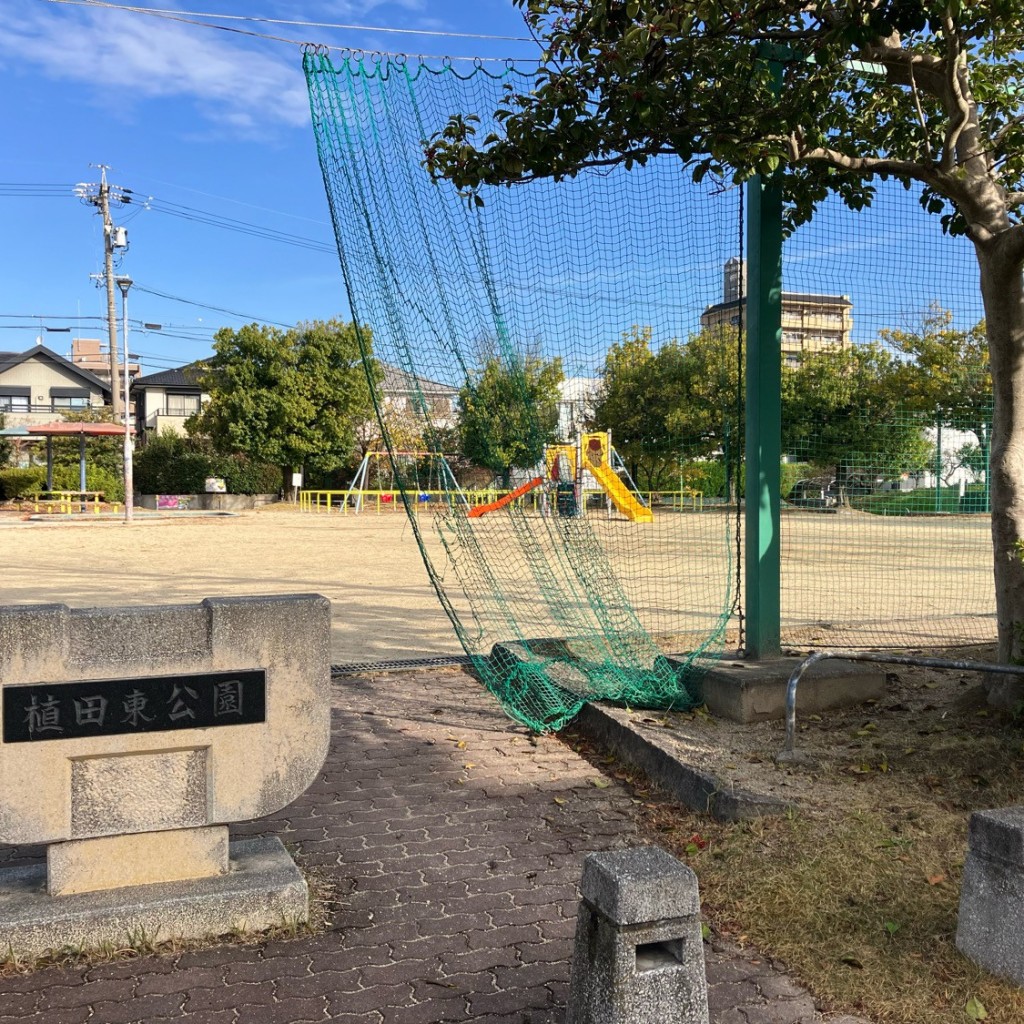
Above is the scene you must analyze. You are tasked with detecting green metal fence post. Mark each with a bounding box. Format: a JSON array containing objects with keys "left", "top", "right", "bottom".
[{"left": 744, "top": 157, "right": 784, "bottom": 660}]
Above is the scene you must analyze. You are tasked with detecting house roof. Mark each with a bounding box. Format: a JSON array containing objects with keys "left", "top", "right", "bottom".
[
  {"left": 132, "top": 364, "right": 206, "bottom": 389},
  {"left": 703, "top": 293, "right": 852, "bottom": 316},
  {"left": 380, "top": 364, "right": 457, "bottom": 398},
  {"left": 0, "top": 345, "right": 111, "bottom": 394},
  {"left": 26, "top": 421, "right": 131, "bottom": 436},
  {"left": 128, "top": 360, "right": 455, "bottom": 398}
]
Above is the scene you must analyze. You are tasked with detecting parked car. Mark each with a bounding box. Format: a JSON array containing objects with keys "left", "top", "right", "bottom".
[{"left": 787, "top": 477, "right": 838, "bottom": 509}]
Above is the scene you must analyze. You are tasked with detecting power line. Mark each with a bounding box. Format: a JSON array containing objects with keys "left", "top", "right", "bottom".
[
  {"left": 41, "top": 0, "right": 535, "bottom": 41},
  {"left": 2, "top": 178, "right": 337, "bottom": 255},
  {"left": 131, "top": 284, "right": 292, "bottom": 328},
  {"left": 145, "top": 197, "right": 336, "bottom": 253},
  {"left": 37, "top": 0, "right": 540, "bottom": 61},
  {"left": 131, "top": 176, "right": 330, "bottom": 227}
]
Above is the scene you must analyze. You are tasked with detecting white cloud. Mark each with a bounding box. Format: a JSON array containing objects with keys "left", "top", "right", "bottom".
[{"left": 0, "top": 2, "right": 313, "bottom": 134}]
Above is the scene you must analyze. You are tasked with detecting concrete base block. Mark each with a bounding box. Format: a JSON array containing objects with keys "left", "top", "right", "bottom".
[
  {"left": 0, "top": 837, "right": 306, "bottom": 960},
  {"left": 691, "top": 655, "right": 885, "bottom": 723},
  {"left": 48, "top": 826, "right": 230, "bottom": 896},
  {"left": 956, "top": 807, "right": 1024, "bottom": 985}
]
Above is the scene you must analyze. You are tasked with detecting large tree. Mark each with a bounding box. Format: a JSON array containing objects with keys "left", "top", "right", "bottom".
[
  {"left": 426, "top": 2, "right": 1024, "bottom": 688},
  {"left": 592, "top": 324, "right": 739, "bottom": 489},
  {"left": 881, "top": 305, "right": 992, "bottom": 482},
  {"left": 781, "top": 342, "right": 933, "bottom": 485},
  {"left": 194, "top": 319, "right": 377, "bottom": 498},
  {"left": 459, "top": 353, "right": 564, "bottom": 486},
  {"left": 592, "top": 326, "right": 684, "bottom": 488}
]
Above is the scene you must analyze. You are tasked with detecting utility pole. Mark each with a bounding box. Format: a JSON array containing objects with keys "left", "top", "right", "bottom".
[
  {"left": 98, "top": 167, "right": 121, "bottom": 420},
  {"left": 116, "top": 277, "right": 135, "bottom": 524},
  {"left": 77, "top": 166, "right": 131, "bottom": 420}
]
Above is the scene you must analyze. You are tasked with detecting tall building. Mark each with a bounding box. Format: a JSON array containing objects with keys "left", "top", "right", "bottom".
[
  {"left": 700, "top": 258, "right": 853, "bottom": 365},
  {"left": 69, "top": 337, "right": 141, "bottom": 385}
]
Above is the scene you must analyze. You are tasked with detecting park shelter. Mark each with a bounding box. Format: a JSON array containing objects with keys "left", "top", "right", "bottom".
[{"left": 26, "top": 421, "right": 130, "bottom": 493}]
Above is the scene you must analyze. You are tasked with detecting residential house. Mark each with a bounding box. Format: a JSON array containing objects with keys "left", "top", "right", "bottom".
[
  {"left": 131, "top": 365, "right": 208, "bottom": 442},
  {"left": 0, "top": 344, "right": 110, "bottom": 426},
  {"left": 378, "top": 364, "right": 458, "bottom": 428}
]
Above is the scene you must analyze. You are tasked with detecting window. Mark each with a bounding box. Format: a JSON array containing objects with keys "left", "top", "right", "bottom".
[
  {"left": 0, "top": 395, "right": 28, "bottom": 412},
  {"left": 51, "top": 396, "right": 90, "bottom": 409},
  {"left": 166, "top": 394, "right": 201, "bottom": 417}
]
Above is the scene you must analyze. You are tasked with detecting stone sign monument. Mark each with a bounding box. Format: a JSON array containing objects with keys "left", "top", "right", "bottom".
[{"left": 0, "top": 594, "right": 332, "bottom": 958}]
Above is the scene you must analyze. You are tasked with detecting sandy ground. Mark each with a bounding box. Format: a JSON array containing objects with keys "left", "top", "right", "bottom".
[
  {"left": 1, "top": 503, "right": 996, "bottom": 665},
  {"left": 2, "top": 507, "right": 460, "bottom": 665}
]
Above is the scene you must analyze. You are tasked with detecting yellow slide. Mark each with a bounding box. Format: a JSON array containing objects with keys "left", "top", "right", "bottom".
[
  {"left": 583, "top": 433, "right": 653, "bottom": 523},
  {"left": 589, "top": 461, "right": 653, "bottom": 522}
]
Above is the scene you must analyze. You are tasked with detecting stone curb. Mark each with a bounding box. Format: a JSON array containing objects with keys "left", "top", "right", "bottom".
[{"left": 575, "top": 702, "right": 793, "bottom": 821}]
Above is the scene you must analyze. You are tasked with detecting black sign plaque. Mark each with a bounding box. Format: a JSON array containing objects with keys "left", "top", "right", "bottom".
[{"left": 1, "top": 670, "right": 266, "bottom": 744}]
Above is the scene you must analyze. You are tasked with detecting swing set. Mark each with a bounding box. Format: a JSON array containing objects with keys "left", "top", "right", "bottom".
[{"left": 298, "top": 450, "right": 459, "bottom": 514}]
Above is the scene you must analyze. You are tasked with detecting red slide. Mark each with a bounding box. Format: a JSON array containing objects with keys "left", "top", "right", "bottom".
[{"left": 468, "top": 477, "right": 544, "bottom": 518}]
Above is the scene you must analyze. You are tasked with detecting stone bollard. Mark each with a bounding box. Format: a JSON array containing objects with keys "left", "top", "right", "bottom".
[
  {"left": 567, "top": 845, "right": 709, "bottom": 1024},
  {"left": 956, "top": 806, "right": 1024, "bottom": 986}
]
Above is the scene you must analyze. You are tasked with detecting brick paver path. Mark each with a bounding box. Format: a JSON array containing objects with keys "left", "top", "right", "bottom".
[{"left": 0, "top": 669, "right": 864, "bottom": 1023}]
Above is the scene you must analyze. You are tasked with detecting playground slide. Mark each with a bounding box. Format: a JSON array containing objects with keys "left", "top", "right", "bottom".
[
  {"left": 468, "top": 477, "right": 544, "bottom": 518},
  {"left": 589, "top": 462, "right": 653, "bottom": 522}
]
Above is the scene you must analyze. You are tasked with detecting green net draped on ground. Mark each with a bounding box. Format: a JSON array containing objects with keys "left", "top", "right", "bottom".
[{"left": 304, "top": 51, "right": 740, "bottom": 730}]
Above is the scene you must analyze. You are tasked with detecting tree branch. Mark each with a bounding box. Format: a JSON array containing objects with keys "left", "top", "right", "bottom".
[
  {"left": 858, "top": 41, "right": 946, "bottom": 95},
  {"left": 939, "top": 14, "right": 972, "bottom": 173},
  {"left": 505, "top": 145, "right": 681, "bottom": 184},
  {"left": 1008, "top": 193, "right": 1024, "bottom": 209},
  {"left": 993, "top": 113, "right": 1024, "bottom": 150},
  {"left": 787, "top": 135, "right": 934, "bottom": 183}
]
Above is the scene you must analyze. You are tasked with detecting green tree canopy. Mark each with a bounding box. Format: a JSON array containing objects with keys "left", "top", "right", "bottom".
[
  {"left": 881, "top": 305, "right": 992, "bottom": 467},
  {"left": 425, "top": 1, "right": 1024, "bottom": 672},
  {"left": 193, "top": 319, "right": 378, "bottom": 493},
  {"left": 591, "top": 324, "right": 739, "bottom": 489},
  {"left": 782, "top": 342, "right": 933, "bottom": 483},
  {"left": 458, "top": 353, "right": 564, "bottom": 486}
]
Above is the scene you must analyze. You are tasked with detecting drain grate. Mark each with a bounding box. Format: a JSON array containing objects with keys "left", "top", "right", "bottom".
[{"left": 331, "top": 654, "right": 474, "bottom": 677}]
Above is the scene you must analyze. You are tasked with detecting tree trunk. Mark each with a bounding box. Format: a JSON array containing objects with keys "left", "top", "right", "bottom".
[{"left": 978, "top": 243, "right": 1024, "bottom": 706}]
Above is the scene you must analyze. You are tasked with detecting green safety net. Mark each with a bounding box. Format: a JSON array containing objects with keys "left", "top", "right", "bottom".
[{"left": 303, "top": 50, "right": 741, "bottom": 731}]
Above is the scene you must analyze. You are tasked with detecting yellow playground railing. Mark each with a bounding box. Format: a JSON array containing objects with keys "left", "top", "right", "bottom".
[
  {"left": 31, "top": 491, "right": 110, "bottom": 515},
  {"left": 299, "top": 487, "right": 705, "bottom": 515}
]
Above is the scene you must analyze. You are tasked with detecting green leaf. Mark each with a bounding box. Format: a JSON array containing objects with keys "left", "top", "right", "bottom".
[{"left": 966, "top": 996, "right": 988, "bottom": 1020}]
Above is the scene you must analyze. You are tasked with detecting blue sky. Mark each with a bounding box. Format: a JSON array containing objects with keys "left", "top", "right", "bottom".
[
  {"left": 0, "top": 1, "right": 985, "bottom": 378},
  {"left": 0, "top": 0, "right": 542, "bottom": 374}
]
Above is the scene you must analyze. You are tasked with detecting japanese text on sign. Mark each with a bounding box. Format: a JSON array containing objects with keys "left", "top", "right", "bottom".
[{"left": 2, "top": 671, "right": 266, "bottom": 744}]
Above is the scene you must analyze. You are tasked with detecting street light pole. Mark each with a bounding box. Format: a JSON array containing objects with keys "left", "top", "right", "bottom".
[{"left": 116, "top": 276, "right": 134, "bottom": 523}]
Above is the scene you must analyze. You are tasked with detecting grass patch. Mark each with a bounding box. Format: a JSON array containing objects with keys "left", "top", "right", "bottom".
[
  {"left": 851, "top": 486, "right": 989, "bottom": 516},
  {"left": 564, "top": 667, "right": 1024, "bottom": 1024}
]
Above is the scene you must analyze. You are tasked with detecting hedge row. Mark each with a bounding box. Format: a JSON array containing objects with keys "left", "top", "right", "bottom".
[
  {"left": 133, "top": 433, "right": 282, "bottom": 496},
  {"left": 0, "top": 465, "right": 126, "bottom": 502},
  {"left": 676, "top": 460, "right": 815, "bottom": 499}
]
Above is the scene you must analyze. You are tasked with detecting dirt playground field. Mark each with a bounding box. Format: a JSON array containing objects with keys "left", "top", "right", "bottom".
[{"left": 0, "top": 504, "right": 996, "bottom": 664}]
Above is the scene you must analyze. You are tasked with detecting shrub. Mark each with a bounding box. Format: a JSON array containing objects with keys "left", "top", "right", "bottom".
[
  {"left": 52, "top": 465, "right": 125, "bottom": 503},
  {"left": 780, "top": 462, "right": 815, "bottom": 497},
  {"left": 215, "top": 455, "right": 282, "bottom": 495},
  {"left": 678, "top": 460, "right": 727, "bottom": 498},
  {"left": 0, "top": 466, "right": 46, "bottom": 499},
  {"left": 133, "top": 431, "right": 281, "bottom": 495}
]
